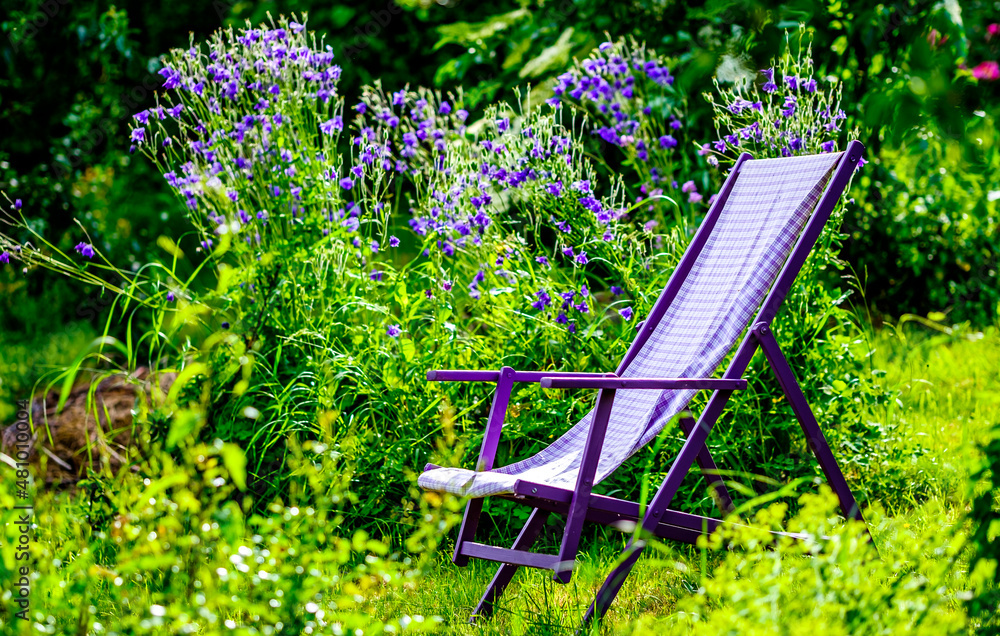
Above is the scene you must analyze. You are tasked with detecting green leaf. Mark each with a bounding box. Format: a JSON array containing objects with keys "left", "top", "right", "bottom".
[
  {"left": 400, "top": 338, "right": 416, "bottom": 362},
  {"left": 831, "top": 35, "right": 848, "bottom": 56},
  {"left": 166, "top": 362, "right": 209, "bottom": 405},
  {"left": 395, "top": 279, "right": 409, "bottom": 308},
  {"left": 55, "top": 337, "right": 128, "bottom": 413},
  {"left": 166, "top": 409, "right": 204, "bottom": 449},
  {"left": 519, "top": 27, "right": 575, "bottom": 79},
  {"left": 870, "top": 53, "right": 885, "bottom": 77},
  {"left": 434, "top": 9, "right": 529, "bottom": 49},
  {"left": 221, "top": 443, "right": 248, "bottom": 491}
]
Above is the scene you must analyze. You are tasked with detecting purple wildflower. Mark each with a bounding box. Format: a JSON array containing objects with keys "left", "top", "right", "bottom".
[
  {"left": 0, "top": 252, "right": 9, "bottom": 265},
  {"left": 130, "top": 128, "right": 145, "bottom": 143},
  {"left": 761, "top": 67, "right": 777, "bottom": 93},
  {"left": 371, "top": 240, "right": 379, "bottom": 253},
  {"left": 320, "top": 117, "right": 343, "bottom": 135},
  {"left": 610, "top": 285, "right": 623, "bottom": 296},
  {"left": 340, "top": 177, "right": 354, "bottom": 190},
  {"left": 681, "top": 180, "right": 697, "bottom": 193},
  {"left": 74, "top": 242, "right": 95, "bottom": 259},
  {"left": 166, "top": 291, "right": 176, "bottom": 302},
  {"left": 158, "top": 67, "right": 181, "bottom": 89},
  {"left": 389, "top": 236, "right": 400, "bottom": 247},
  {"left": 386, "top": 324, "right": 401, "bottom": 337},
  {"left": 575, "top": 251, "right": 589, "bottom": 265},
  {"left": 531, "top": 289, "right": 552, "bottom": 311}
]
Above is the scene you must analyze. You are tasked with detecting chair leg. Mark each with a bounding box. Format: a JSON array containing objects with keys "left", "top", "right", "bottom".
[
  {"left": 470, "top": 508, "right": 550, "bottom": 623},
  {"left": 456, "top": 367, "right": 517, "bottom": 566},
  {"left": 678, "top": 415, "right": 736, "bottom": 515},
  {"left": 583, "top": 388, "right": 737, "bottom": 626},
  {"left": 753, "top": 324, "right": 865, "bottom": 524},
  {"left": 453, "top": 498, "right": 484, "bottom": 566},
  {"left": 555, "top": 388, "right": 617, "bottom": 584}
]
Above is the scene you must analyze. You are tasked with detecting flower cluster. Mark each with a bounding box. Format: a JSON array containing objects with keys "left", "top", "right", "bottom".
[
  {"left": 120, "top": 17, "right": 650, "bottom": 337},
  {"left": 550, "top": 38, "right": 703, "bottom": 220},
  {"left": 127, "top": 16, "right": 430, "bottom": 314},
  {"left": 702, "top": 31, "right": 857, "bottom": 163},
  {"left": 353, "top": 81, "right": 469, "bottom": 178},
  {"left": 355, "top": 84, "right": 639, "bottom": 328}
]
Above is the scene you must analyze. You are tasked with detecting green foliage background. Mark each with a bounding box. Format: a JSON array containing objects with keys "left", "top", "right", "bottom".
[{"left": 0, "top": 1, "right": 998, "bottom": 633}]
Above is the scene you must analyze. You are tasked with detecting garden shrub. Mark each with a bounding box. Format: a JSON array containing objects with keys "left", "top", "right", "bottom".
[
  {"left": 3, "top": 17, "right": 677, "bottom": 529},
  {"left": 847, "top": 118, "right": 1000, "bottom": 325},
  {"left": 632, "top": 488, "right": 973, "bottom": 635}
]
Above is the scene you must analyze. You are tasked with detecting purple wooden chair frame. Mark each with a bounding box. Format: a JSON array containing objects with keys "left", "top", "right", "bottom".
[{"left": 422, "top": 141, "right": 868, "bottom": 627}]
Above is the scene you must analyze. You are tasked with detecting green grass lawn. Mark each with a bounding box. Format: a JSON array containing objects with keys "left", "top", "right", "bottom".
[{"left": 369, "top": 322, "right": 1000, "bottom": 634}]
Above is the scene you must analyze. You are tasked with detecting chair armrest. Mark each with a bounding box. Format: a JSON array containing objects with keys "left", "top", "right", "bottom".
[
  {"left": 539, "top": 377, "right": 747, "bottom": 390},
  {"left": 427, "top": 369, "right": 617, "bottom": 383},
  {"left": 427, "top": 370, "right": 501, "bottom": 382}
]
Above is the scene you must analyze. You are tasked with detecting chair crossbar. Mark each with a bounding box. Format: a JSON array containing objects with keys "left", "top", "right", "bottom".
[
  {"left": 504, "top": 480, "right": 812, "bottom": 542},
  {"left": 458, "top": 542, "right": 564, "bottom": 571}
]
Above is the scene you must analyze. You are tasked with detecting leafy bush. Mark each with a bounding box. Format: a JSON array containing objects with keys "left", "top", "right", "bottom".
[
  {"left": 638, "top": 489, "right": 972, "bottom": 635},
  {"left": 846, "top": 117, "right": 1000, "bottom": 324}
]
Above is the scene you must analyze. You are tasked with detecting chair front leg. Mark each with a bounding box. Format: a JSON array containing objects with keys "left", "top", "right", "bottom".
[
  {"left": 453, "top": 366, "right": 516, "bottom": 566},
  {"left": 554, "top": 387, "right": 617, "bottom": 583}
]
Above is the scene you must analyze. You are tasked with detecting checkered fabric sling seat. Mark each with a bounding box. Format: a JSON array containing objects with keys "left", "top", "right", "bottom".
[{"left": 418, "top": 151, "right": 844, "bottom": 499}]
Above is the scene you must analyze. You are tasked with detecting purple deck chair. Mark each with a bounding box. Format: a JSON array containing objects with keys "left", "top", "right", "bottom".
[{"left": 418, "top": 142, "right": 868, "bottom": 625}]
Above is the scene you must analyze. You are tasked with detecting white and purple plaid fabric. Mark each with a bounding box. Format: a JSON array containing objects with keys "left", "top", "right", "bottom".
[{"left": 419, "top": 152, "right": 844, "bottom": 497}]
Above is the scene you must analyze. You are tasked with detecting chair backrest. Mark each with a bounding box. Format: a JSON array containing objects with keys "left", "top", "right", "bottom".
[
  {"left": 620, "top": 151, "right": 845, "bottom": 449},
  {"left": 495, "top": 148, "right": 859, "bottom": 487}
]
